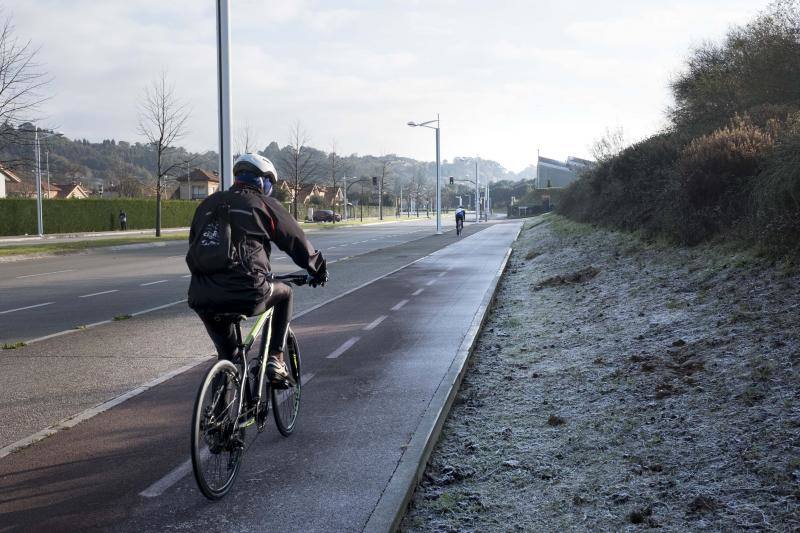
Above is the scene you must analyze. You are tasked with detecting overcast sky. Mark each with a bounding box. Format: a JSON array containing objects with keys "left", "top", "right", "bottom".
[{"left": 11, "top": 0, "right": 771, "bottom": 172}]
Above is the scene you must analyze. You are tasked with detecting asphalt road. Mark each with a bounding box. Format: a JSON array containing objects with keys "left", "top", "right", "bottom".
[
  {"left": 0, "top": 219, "right": 520, "bottom": 532},
  {"left": 0, "top": 219, "right": 441, "bottom": 344}
]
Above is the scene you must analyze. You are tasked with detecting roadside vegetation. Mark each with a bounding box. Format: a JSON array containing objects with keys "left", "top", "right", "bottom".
[
  {"left": 402, "top": 217, "right": 800, "bottom": 531},
  {"left": 0, "top": 233, "right": 188, "bottom": 258},
  {"left": 559, "top": 1, "right": 800, "bottom": 259}
]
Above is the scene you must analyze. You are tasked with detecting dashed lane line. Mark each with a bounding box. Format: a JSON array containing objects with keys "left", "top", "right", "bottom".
[
  {"left": 326, "top": 337, "right": 360, "bottom": 359},
  {"left": 79, "top": 290, "right": 119, "bottom": 299},
  {"left": 140, "top": 279, "right": 168, "bottom": 287},
  {"left": 391, "top": 299, "right": 409, "bottom": 311},
  {"left": 363, "top": 315, "right": 388, "bottom": 331},
  {"left": 15, "top": 269, "right": 75, "bottom": 279},
  {"left": 412, "top": 288, "right": 424, "bottom": 296},
  {"left": 425, "top": 279, "right": 437, "bottom": 286},
  {"left": 0, "top": 302, "right": 55, "bottom": 315}
]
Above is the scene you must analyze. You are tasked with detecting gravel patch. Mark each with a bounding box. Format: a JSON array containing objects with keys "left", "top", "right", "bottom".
[{"left": 401, "top": 216, "right": 800, "bottom": 532}]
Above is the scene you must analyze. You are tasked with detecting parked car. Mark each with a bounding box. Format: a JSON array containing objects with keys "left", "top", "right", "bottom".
[{"left": 312, "top": 209, "right": 341, "bottom": 222}]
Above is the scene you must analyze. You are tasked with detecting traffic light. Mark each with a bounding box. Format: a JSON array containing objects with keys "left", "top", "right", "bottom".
[
  {"left": 449, "top": 176, "right": 454, "bottom": 184},
  {"left": 372, "top": 176, "right": 378, "bottom": 186}
]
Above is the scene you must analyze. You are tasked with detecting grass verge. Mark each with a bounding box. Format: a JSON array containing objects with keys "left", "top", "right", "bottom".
[{"left": 0, "top": 233, "right": 189, "bottom": 258}]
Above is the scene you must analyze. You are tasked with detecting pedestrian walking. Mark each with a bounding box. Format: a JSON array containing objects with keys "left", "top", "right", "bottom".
[{"left": 119, "top": 209, "right": 128, "bottom": 231}]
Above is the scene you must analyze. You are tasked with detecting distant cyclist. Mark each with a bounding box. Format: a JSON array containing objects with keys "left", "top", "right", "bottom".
[
  {"left": 186, "top": 153, "right": 327, "bottom": 382},
  {"left": 455, "top": 206, "right": 466, "bottom": 236}
]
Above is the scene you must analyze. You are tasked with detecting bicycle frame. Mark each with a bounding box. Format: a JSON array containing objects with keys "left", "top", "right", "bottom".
[{"left": 232, "top": 307, "right": 274, "bottom": 429}]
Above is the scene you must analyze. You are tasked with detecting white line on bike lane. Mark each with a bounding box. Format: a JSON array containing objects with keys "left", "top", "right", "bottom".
[
  {"left": 412, "top": 288, "right": 424, "bottom": 296},
  {"left": 363, "top": 315, "right": 388, "bottom": 331},
  {"left": 391, "top": 299, "right": 409, "bottom": 311},
  {"left": 326, "top": 337, "right": 360, "bottom": 359},
  {"left": 139, "top": 372, "right": 316, "bottom": 498}
]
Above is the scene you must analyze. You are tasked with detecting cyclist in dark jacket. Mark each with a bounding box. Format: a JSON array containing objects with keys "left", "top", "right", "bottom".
[{"left": 187, "top": 153, "right": 327, "bottom": 381}]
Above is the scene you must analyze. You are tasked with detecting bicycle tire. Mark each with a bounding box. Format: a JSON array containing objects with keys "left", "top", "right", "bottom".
[
  {"left": 272, "top": 328, "right": 301, "bottom": 436},
  {"left": 191, "top": 359, "right": 245, "bottom": 500}
]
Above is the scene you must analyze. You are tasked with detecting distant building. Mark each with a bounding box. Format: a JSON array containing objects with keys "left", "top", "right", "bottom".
[
  {"left": 58, "top": 182, "right": 90, "bottom": 199},
  {"left": 536, "top": 155, "right": 595, "bottom": 188},
  {"left": 171, "top": 168, "right": 220, "bottom": 200},
  {"left": 0, "top": 165, "right": 22, "bottom": 198}
]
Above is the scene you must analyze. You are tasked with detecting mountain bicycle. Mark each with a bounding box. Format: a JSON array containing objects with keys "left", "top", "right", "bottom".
[
  {"left": 456, "top": 217, "right": 464, "bottom": 236},
  {"left": 191, "top": 273, "right": 310, "bottom": 500}
]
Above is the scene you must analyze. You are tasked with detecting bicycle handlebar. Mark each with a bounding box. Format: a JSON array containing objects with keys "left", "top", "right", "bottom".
[{"left": 271, "top": 273, "right": 311, "bottom": 286}]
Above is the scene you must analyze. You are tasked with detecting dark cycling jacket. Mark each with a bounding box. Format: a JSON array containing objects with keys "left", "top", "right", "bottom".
[{"left": 187, "top": 183, "right": 325, "bottom": 315}]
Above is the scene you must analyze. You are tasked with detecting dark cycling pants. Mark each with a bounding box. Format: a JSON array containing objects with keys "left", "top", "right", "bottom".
[{"left": 199, "top": 281, "right": 293, "bottom": 360}]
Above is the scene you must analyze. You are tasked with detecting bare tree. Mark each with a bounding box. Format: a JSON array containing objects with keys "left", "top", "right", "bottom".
[
  {"left": 234, "top": 121, "right": 258, "bottom": 157},
  {"left": 116, "top": 176, "right": 145, "bottom": 198},
  {"left": 327, "top": 140, "right": 347, "bottom": 223},
  {"left": 590, "top": 126, "right": 626, "bottom": 163},
  {"left": 376, "top": 154, "right": 395, "bottom": 220},
  {"left": 138, "top": 72, "right": 191, "bottom": 236},
  {"left": 280, "top": 120, "right": 318, "bottom": 220},
  {"left": 0, "top": 13, "right": 51, "bottom": 164}
]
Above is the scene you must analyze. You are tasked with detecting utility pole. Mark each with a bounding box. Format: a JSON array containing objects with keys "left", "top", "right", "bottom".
[
  {"left": 475, "top": 157, "right": 479, "bottom": 223},
  {"left": 343, "top": 176, "right": 348, "bottom": 221},
  {"left": 34, "top": 130, "right": 43, "bottom": 236},
  {"left": 536, "top": 148, "right": 540, "bottom": 189},
  {"left": 216, "top": 0, "right": 233, "bottom": 190},
  {"left": 46, "top": 151, "right": 50, "bottom": 197}
]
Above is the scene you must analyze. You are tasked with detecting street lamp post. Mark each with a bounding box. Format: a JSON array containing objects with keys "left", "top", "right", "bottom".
[
  {"left": 32, "top": 128, "right": 62, "bottom": 236},
  {"left": 407, "top": 115, "right": 441, "bottom": 234},
  {"left": 216, "top": 0, "right": 233, "bottom": 190},
  {"left": 474, "top": 158, "right": 479, "bottom": 223},
  {"left": 34, "top": 130, "right": 42, "bottom": 236}
]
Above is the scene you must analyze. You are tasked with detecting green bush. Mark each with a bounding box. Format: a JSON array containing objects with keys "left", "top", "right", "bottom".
[
  {"left": 0, "top": 198, "right": 199, "bottom": 236},
  {"left": 751, "top": 124, "right": 800, "bottom": 256}
]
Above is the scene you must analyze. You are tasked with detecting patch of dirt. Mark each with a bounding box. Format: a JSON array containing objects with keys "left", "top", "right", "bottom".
[
  {"left": 534, "top": 266, "right": 599, "bottom": 289},
  {"left": 401, "top": 217, "right": 800, "bottom": 532}
]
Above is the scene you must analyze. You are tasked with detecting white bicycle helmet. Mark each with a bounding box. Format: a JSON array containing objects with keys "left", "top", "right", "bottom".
[{"left": 233, "top": 153, "right": 278, "bottom": 184}]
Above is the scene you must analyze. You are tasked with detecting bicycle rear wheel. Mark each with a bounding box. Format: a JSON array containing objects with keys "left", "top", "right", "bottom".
[
  {"left": 272, "top": 329, "right": 301, "bottom": 436},
  {"left": 191, "top": 360, "right": 245, "bottom": 500}
]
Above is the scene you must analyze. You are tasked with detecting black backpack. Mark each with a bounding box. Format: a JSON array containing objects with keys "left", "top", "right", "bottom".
[{"left": 186, "top": 202, "right": 239, "bottom": 274}]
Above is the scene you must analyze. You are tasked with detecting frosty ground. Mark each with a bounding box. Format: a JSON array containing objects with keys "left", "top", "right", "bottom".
[{"left": 401, "top": 215, "right": 800, "bottom": 532}]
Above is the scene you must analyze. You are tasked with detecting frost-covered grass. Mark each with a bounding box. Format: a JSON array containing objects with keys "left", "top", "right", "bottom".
[{"left": 402, "top": 216, "right": 800, "bottom": 532}]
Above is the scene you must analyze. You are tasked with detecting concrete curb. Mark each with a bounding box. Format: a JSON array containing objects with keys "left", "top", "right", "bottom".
[{"left": 363, "top": 225, "right": 521, "bottom": 532}]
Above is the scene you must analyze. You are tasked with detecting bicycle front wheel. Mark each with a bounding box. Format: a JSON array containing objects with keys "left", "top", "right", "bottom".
[
  {"left": 272, "top": 329, "right": 301, "bottom": 436},
  {"left": 191, "top": 359, "right": 245, "bottom": 500}
]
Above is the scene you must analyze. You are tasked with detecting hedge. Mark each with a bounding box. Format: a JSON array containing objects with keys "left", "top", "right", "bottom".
[{"left": 0, "top": 198, "right": 200, "bottom": 236}]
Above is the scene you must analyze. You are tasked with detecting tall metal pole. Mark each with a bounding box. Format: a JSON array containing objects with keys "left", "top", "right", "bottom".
[
  {"left": 536, "top": 147, "right": 540, "bottom": 189},
  {"left": 343, "top": 176, "right": 348, "bottom": 221},
  {"left": 435, "top": 115, "right": 441, "bottom": 234},
  {"left": 46, "top": 150, "right": 50, "bottom": 196},
  {"left": 216, "top": 0, "right": 233, "bottom": 191},
  {"left": 475, "top": 157, "right": 479, "bottom": 223},
  {"left": 35, "top": 130, "right": 43, "bottom": 236}
]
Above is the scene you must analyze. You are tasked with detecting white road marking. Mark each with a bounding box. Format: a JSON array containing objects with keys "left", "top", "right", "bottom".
[
  {"left": 426, "top": 279, "right": 437, "bottom": 286},
  {"left": 15, "top": 269, "right": 75, "bottom": 279},
  {"left": 131, "top": 299, "right": 187, "bottom": 317},
  {"left": 326, "top": 337, "right": 360, "bottom": 359},
  {"left": 437, "top": 271, "right": 447, "bottom": 278},
  {"left": 140, "top": 372, "right": 317, "bottom": 498},
  {"left": 0, "top": 302, "right": 55, "bottom": 315},
  {"left": 79, "top": 290, "right": 119, "bottom": 298},
  {"left": 412, "top": 288, "right": 424, "bottom": 296},
  {"left": 140, "top": 279, "right": 168, "bottom": 286},
  {"left": 391, "top": 299, "right": 409, "bottom": 311},
  {"left": 363, "top": 315, "right": 388, "bottom": 331},
  {"left": 181, "top": 274, "right": 191, "bottom": 278}
]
